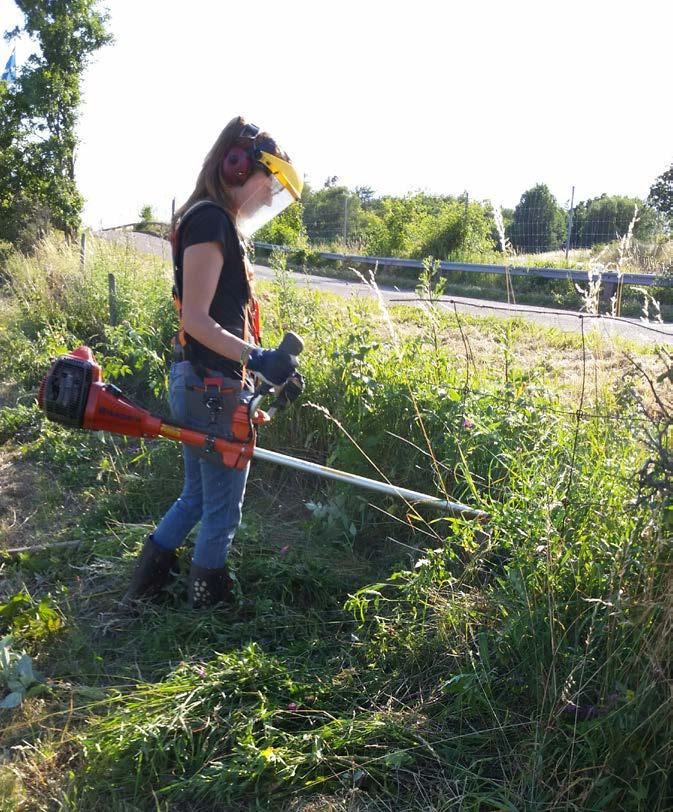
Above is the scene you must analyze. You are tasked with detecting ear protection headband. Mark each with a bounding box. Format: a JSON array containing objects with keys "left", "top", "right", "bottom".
[{"left": 222, "top": 122, "right": 279, "bottom": 186}]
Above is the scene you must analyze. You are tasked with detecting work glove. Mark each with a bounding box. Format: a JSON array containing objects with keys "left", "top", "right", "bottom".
[
  {"left": 247, "top": 347, "right": 297, "bottom": 386},
  {"left": 270, "top": 372, "right": 305, "bottom": 411},
  {"left": 284, "top": 372, "right": 305, "bottom": 403}
]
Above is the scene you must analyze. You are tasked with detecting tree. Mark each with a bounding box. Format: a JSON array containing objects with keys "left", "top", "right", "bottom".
[
  {"left": 508, "top": 184, "right": 566, "bottom": 253},
  {"left": 648, "top": 163, "right": 673, "bottom": 222},
  {"left": 570, "top": 194, "right": 658, "bottom": 248},
  {"left": 354, "top": 185, "right": 376, "bottom": 208},
  {"left": 363, "top": 193, "right": 495, "bottom": 259},
  {"left": 0, "top": 1, "right": 112, "bottom": 246},
  {"left": 301, "top": 184, "right": 358, "bottom": 245},
  {"left": 134, "top": 204, "right": 160, "bottom": 236},
  {"left": 254, "top": 200, "right": 308, "bottom": 248}
]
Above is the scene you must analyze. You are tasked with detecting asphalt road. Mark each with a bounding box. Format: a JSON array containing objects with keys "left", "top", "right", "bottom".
[
  {"left": 94, "top": 231, "right": 673, "bottom": 346},
  {"left": 253, "top": 265, "right": 673, "bottom": 346}
]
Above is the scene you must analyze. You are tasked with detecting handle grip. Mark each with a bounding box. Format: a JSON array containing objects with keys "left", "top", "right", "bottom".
[
  {"left": 249, "top": 332, "right": 304, "bottom": 418},
  {"left": 277, "top": 331, "right": 303, "bottom": 356}
]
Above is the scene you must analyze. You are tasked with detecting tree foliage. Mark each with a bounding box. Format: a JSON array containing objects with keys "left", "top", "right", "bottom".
[
  {"left": 133, "top": 203, "right": 169, "bottom": 238},
  {"left": 364, "top": 194, "right": 493, "bottom": 259},
  {"left": 302, "top": 185, "right": 374, "bottom": 247},
  {"left": 301, "top": 183, "right": 495, "bottom": 258},
  {"left": 0, "top": 0, "right": 112, "bottom": 248},
  {"left": 648, "top": 163, "right": 673, "bottom": 221},
  {"left": 569, "top": 194, "right": 657, "bottom": 248},
  {"left": 254, "top": 200, "right": 308, "bottom": 248},
  {"left": 508, "top": 184, "right": 566, "bottom": 253}
]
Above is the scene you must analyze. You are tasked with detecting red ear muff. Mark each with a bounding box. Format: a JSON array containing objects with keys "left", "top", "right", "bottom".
[{"left": 222, "top": 146, "right": 253, "bottom": 186}]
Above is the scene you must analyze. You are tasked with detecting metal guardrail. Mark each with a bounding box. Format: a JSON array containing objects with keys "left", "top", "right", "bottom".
[
  {"left": 254, "top": 242, "right": 673, "bottom": 288},
  {"left": 101, "top": 222, "right": 167, "bottom": 232},
  {"left": 95, "top": 228, "right": 671, "bottom": 288}
]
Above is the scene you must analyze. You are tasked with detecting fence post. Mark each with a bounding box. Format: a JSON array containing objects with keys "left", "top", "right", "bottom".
[
  {"left": 79, "top": 232, "right": 87, "bottom": 270},
  {"left": 108, "top": 273, "right": 117, "bottom": 326},
  {"left": 565, "top": 185, "right": 575, "bottom": 261},
  {"left": 600, "top": 280, "right": 618, "bottom": 308}
]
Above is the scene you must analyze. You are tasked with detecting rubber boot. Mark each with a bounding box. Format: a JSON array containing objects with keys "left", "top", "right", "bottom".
[
  {"left": 188, "top": 563, "right": 234, "bottom": 609},
  {"left": 123, "top": 535, "right": 177, "bottom": 604}
]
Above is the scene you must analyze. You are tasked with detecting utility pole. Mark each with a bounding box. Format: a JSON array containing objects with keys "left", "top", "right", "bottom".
[{"left": 565, "top": 185, "right": 575, "bottom": 261}]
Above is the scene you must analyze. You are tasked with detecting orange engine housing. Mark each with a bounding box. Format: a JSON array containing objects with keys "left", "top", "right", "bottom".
[{"left": 38, "top": 346, "right": 263, "bottom": 470}]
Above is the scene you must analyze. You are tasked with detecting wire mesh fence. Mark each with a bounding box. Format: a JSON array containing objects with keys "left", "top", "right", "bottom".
[{"left": 294, "top": 185, "right": 671, "bottom": 278}]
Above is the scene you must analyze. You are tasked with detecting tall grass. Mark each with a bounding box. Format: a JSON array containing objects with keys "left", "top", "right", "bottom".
[{"left": 1, "top": 235, "right": 672, "bottom": 810}]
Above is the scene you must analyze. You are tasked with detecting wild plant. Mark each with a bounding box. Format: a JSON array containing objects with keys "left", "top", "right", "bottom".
[
  {"left": 575, "top": 264, "right": 603, "bottom": 315},
  {"left": 612, "top": 206, "right": 638, "bottom": 316},
  {"left": 493, "top": 204, "right": 517, "bottom": 304},
  {"left": 632, "top": 286, "right": 663, "bottom": 323},
  {"left": 0, "top": 637, "right": 41, "bottom": 709},
  {"left": 415, "top": 256, "right": 446, "bottom": 367}
]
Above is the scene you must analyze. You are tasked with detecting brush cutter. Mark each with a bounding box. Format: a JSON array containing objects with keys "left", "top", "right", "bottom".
[{"left": 37, "top": 333, "right": 487, "bottom": 521}]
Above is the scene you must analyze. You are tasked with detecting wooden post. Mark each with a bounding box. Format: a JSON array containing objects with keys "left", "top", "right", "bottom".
[
  {"left": 79, "top": 232, "right": 87, "bottom": 270},
  {"left": 600, "top": 280, "right": 618, "bottom": 308},
  {"left": 108, "top": 273, "right": 117, "bottom": 326}
]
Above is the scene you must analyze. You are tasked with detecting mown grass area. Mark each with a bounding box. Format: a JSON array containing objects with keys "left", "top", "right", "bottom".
[{"left": 1, "top": 236, "right": 673, "bottom": 810}]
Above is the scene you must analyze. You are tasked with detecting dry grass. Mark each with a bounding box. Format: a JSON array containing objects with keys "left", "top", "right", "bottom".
[
  {"left": 386, "top": 305, "right": 659, "bottom": 409},
  {"left": 0, "top": 448, "right": 45, "bottom": 550},
  {"left": 469, "top": 239, "right": 673, "bottom": 277}
]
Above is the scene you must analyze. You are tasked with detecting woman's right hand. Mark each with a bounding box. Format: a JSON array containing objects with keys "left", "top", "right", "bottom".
[{"left": 247, "top": 348, "right": 297, "bottom": 385}]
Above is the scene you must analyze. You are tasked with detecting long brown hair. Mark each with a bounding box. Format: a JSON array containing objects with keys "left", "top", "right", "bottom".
[{"left": 172, "top": 115, "right": 286, "bottom": 232}]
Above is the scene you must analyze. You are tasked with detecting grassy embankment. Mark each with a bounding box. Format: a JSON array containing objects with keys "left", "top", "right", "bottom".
[{"left": 1, "top": 235, "right": 672, "bottom": 810}]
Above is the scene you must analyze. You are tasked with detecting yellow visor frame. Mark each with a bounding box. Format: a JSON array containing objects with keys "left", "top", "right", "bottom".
[
  {"left": 237, "top": 150, "right": 303, "bottom": 236},
  {"left": 256, "top": 150, "right": 303, "bottom": 200}
]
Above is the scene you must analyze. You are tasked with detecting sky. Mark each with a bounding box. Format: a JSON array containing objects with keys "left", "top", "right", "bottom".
[{"left": 2, "top": 0, "right": 672, "bottom": 229}]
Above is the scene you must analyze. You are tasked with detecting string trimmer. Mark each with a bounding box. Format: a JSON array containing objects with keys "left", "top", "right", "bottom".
[{"left": 37, "top": 332, "right": 487, "bottom": 521}]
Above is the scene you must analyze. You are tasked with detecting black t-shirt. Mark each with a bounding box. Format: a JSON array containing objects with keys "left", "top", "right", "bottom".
[{"left": 175, "top": 203, "right": 250, "bottom": 378}]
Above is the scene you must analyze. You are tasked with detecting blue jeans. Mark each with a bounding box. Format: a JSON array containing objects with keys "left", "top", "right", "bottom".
[{"left": 153, "top": 361, "right": 250, "bottom": 569}]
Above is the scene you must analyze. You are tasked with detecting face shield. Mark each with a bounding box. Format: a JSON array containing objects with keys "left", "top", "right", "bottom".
[{"left": 236, "top": 150, "right": 303, "bottom": 237}]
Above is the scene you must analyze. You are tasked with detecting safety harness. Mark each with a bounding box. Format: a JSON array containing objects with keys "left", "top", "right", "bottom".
[
  {"left": 169, "top": 200, "right": 264, "bottom": 461},
  {"left": 170, "top": 200, "right": 261, "bottom": 370}
]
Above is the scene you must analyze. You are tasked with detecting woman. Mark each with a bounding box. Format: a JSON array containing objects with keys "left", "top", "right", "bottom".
[{"left": 124, "top": 116, "right": 303, "bottom": 609}]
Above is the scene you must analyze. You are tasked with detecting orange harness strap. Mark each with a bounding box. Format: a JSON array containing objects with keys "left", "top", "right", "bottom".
[{"left": 171, "top": 201, "right": 261, "bottom": 366}]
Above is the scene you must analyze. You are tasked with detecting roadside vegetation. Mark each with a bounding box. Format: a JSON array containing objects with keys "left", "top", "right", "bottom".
[
  {"left": 1, "top": 235, "right": 673, "bottom": 810},
  {"left": 253, "top": 240, "right": 673, "bottom": 320},
  {"left": 250, "top": 181, "right": 673, "bottom": 319},
  {"left": 253, "top": 180, "right": 673, "bottom": 280}
]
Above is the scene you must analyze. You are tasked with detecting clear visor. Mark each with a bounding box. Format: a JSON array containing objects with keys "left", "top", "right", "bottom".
[{"left": 237, "top": 176, "right": 295, "bottom": 237}]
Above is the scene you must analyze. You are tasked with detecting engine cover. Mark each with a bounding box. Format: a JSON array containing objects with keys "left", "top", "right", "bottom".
[{"left": 38, "top": 354, "right": 94, "bottom": 428}]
